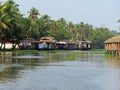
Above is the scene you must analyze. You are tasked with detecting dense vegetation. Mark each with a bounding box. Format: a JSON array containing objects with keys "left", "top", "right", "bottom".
[{"left": 0, "top": 0, "right": 119, "bottom": 49}]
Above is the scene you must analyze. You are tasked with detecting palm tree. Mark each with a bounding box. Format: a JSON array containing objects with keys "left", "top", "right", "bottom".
[
  {"left": 28, "top": 7, "right": 40, "bottom": 21},
  {"left": 74, "top": 24, "right": 81, "bottom": 40},
  {"left": 83, "top": 23, "right": 93, "bottom": 40},
  {"left": 0, "top": 3, "right": 10, "bottom": 33},
  {"left": 0, "top": 1, "right": 13, "bottom": 49},
  {"left": 0, "top": 0, "right": 24, "bottom": 49},
  {"left": 57, "top": 18, "right": 67, "bottom": 30},
  {"left": 27, "top": 7, "right": 40, "bottom": 38},
  {"left": 74, "top": 22, "right": 93, "bottom": 41},
  {"left": 37, "top": 15, "right": 51, "bottom": 37},
  {"left": 67, "top": 21, "right": 75, "bottom": 41},
  {"left": 49, "top": 20, "right": 58, "bottom": 33}
]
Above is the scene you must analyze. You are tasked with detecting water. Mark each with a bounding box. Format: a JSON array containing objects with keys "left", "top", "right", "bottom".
[{"left": 0, "top": 51, "right": 120, "bottom": 90}]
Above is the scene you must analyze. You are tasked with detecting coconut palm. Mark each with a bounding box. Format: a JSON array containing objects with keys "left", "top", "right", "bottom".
[
  {"left": 28, "top": 7, "right": 40, "bottom": 21},
  {"left": 67, "top": 21, "right": 75, "bottom": 41},
  {"left": 0, "top": 3, "right": 11, "bottom": 34},
  {"left": 0, "top": 0, "right": 24, "bottom": 49},
  {"left": 83, "top": 23, "right": 93, "bottom": 40},
  {"left": 27, "top": 7, "right": 40, "bottom": 38},
  {"left": 37, "top": 15, "right": 51, "bottom": 38}
]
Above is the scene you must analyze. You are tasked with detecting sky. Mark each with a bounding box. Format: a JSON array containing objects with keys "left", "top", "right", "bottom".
[{"left": 1, "top": 0, "right": 120, "bottom": 31}]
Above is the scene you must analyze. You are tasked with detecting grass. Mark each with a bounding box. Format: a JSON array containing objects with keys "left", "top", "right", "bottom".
[
  {"left": 89, "top": 49, "right": 105, "bottom": 54},
  {"left": 0, "top": 49, "right": 106, "bottom": 54}
]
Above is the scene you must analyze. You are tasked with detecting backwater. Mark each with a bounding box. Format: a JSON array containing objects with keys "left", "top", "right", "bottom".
[{"left": 0, "top": 50, "right": 120, "bottom": 90}]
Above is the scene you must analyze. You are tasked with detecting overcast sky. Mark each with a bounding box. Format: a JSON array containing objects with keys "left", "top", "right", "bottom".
[{"left": 1, "top": 0, "right": 120, "bottom": 31}]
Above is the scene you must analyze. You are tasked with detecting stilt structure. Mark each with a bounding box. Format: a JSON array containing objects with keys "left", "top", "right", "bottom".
[{"left": 104, "top": 35, "right": 120, "bottom": 55}]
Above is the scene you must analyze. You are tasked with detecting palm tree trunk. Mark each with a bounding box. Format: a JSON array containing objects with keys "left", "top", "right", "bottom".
[{"left": 3, "top": 39, "right": 5, "bottom": 51}]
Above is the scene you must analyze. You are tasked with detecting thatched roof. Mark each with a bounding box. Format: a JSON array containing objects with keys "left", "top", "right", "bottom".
[
  {"left": 104, "top": 35, "right": 120, "bottom": 43},
  {"left": 39, "top": 37, "right": 57, "bottom": 43},
  {"left": 77, "top": 40, "right": 92, "bottom": 43},
  {"left": 56, "top": 41, "right": 67, "bottom": 44},
  {"left": 40, "top": 37, "right": 55, "bottom": 40},
  {"left": 20, "top": 38, "right": 38, "bottom": 43}
]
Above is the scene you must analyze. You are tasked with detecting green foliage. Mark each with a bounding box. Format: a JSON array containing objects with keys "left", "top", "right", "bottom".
[
  {"left": 88, "top": 27, "right": 118, "bottom": 49},
  {"left": 0, "top": 0, "right": 24, "bottom": 45}
]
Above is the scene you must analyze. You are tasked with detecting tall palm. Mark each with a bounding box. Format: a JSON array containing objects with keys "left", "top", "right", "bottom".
[
  {"left": 0, "top": 0, "right": 23, "bottom": 49},
  {"left": 49, "top": 20, "right": 58, "bottom": 33},
  {"left": 74, "top": 24, "right": 81, "bottom": 40},
  {"left": 1, "top": 0, "right": 20, "bottom": 30},
  {"left": 27, "top": 7, "right": 40, "bottom": 38},
  {"left": 57, "top": 18, "right": 67, "bottom": 30},
  {"left": 67, "top": 22, "right": 75, "bottom": 41},
  {"left": 83, "top": 23, "right": 93, "bottom": 40},
  {"left": 37, "top": 15, "right": 51, "bottom": 37},
  {"left": 28, "top": 7, "right": 40, "bottom": 21},
  {"left": 75, "top": 22, "right": 92, "bottom": 41},
  {"left": 0, "top": 3, "right": 11, "bottom": 33}
]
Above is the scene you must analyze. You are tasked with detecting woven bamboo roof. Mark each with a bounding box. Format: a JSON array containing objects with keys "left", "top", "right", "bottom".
[
  {"left": 39, "top": 37, "right": 57, "bottom": 43},
  {"left": 77, "top": 40, "right": 92, "bottom": 43},
  {"left": 56, "top": 41, "right": 67, "bottom": 44},
  {"left": 104, "top": 35, "right": 120, "bottom": 43},
  {"left": 20, "top": 38, "right": 38, "bottom": 43},
  {"left": 56, "top": 39, "right": 77, "bottom": 44},
  {"left": 40, "top": 37, "right": 55, "bottom": 40}
]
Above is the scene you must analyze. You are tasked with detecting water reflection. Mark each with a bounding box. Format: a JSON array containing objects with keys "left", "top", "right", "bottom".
[
  {"left": 0, "top": 66, "right": 24, "bottom": 83},
  {"left": 105, "top": 55, "right": 120, "bottom": 68},
  {"left": 0, "top": 51, "right": 69, "bottom": 83},
  {"left": 0, "top": 51, "right": 120, "bottom": 90}
]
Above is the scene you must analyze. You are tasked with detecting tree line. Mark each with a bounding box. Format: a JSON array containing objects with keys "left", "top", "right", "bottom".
[{"left": 0, "top": 0, "right": 119, "bottom": 49}]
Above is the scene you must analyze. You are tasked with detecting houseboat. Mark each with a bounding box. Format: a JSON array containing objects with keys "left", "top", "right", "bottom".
[
  {"left": 66, "top": 41, "right": 78, "bottom": 50},
  {"left": 104, "top": 35, "right": 120, "bottom": 54},
  {"left": 56, "top": 40, "right": 77, "bottom": 50},
  {"left": 56, "top": 40, "right": 92, "bottom": 50},
  {"left": 0, "top": 42, "right": 17, "bottom": 50},
  {"left": 77, "top": 40, "right": 92, "bottom": 50},
  {"left": 38, "top": 37, "right": 57, "bottom": 50},
  {"left": 55, "top": 40, "right": 68, "bottom": 50},
  {"left": 19, "top": 38, "right": 38, "bottom": 49}
]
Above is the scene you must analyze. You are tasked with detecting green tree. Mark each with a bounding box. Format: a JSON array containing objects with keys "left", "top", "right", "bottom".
[
  {"left": 67, "top": 21, "right": 75, "bottom": 41},
  {"left": 89, "top": 27, "right": 114, "bottom": 49},
  {"left": 74, "top": 22, "right": 84, "bottom": 40},
  {"left": 27, "top": 7, "right": 40, "bottom": 38},
  {"left": 37, "top": 15, "right": 51, "bottom": 39},
  {"left": 0, "top": 0, "right": 23, "bottom": 49},
  {"left": 48, "top": 18, "right": 71, "bottom": 40}
]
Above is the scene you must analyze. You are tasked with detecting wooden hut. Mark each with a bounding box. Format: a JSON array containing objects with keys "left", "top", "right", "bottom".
[
  {"left": 38, "top": 37, "right": 57, "bottom": 50},
  {"left": 77, "top": 40, "right": 92, "bottom": 50},
  {"left": 104, "top": 35, "right": 120, "bottom": 54},
  {"left": 19, "top": 38, "right": 38, "bottom": 49}
]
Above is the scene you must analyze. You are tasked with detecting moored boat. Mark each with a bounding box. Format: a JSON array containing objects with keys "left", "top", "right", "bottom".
[{"left": 38, "top": 37, "right": 57, "bottom": 50}]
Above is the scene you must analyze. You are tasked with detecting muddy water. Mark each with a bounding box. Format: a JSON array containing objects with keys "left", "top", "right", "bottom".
[{"left": 0, "top": 51, "right": 120, "bottom": 90}]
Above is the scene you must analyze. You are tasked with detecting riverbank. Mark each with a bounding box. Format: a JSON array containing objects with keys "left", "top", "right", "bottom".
[{"left": 0, "top": 49, "right": 105, "bottom": 54}]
